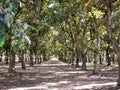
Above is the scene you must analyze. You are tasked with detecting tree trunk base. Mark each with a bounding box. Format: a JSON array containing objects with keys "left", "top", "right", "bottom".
[
  {"left": 75, "top": 64, "right": 80, "bottom": 68},
  {"left": 81, "top": 67, "right": 87, "bottom": 70},
  {"left": 82, "top": 64, "right": 87, "bottom": 70},
  {"left": 107, "top": 63, "right": 111, "bottom": 66},
  {"left": 92, "top": 70, "right": 100, "bottom": 75},
  {"left": 8, "top": 69, "right": 16, "bottom": 73},
  {"left": 71, "top": 63, "right": 74, "bottom": 66}
]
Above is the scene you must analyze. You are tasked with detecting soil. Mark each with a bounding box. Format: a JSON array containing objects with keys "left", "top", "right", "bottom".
[{"left": 0, "top": 60, "right": 119, "bottom": 90}]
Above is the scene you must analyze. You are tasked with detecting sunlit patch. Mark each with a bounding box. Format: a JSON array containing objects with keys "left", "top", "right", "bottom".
[
  {"left": 58, "top": 81, "right": 70, "bottom": 84},
  {"left": 55, "top": 71, "right": 86, "bottom": 74},
  {"left": 73, "top": 82, "right": 117, "bottom": 89},
  {"left": 47, "top": 71, "right": 56, "bottom": 73},
  {"left": 8, "top": 86, "right": 48, "bottom": 90},
  {"left": 48, "top": 3, "right": 54, "bottom": 8},
  {"left": 8, "top": 82, "right": 59, "bottom": 90},
  {"left": 29, "top": 77, "right": 36, "bottom": 80},
  {"left": 49, "top": 88, "right": 59, "bottom": 90},
  {"left": 46, "top": 82, "right": 57, "bottom": 86}
]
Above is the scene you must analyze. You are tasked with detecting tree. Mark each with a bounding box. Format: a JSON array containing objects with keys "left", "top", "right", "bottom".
[
  {"left": 105, "top": 0, "right": 120, "bottom": 86},
  {"left": 0, "top": 0, "right": 31, "bottom": 72}
]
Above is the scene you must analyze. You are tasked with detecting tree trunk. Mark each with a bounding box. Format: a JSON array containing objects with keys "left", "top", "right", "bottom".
[
  {"left": 39, "top": 54, "right": 42, "bottom": 64},
  {"left": 5, "top": 51, "right": 9, "bottom": 64},
  {"left": 106, "top": 2, "right": 120, "bottom": 87},
  {"left": 99, "top": 55, "right": 103, "bottom": 64},
  {"left": 93, "top": 54, "right": 100, "bottom": 74},
  {"left": 117, "top": 57, "right": 120, "bottom": 86},
  {"left": 62, "top": 51, "right": 67, "bottom": 63},
  {"left": 93, "top": 31, "right": 100, "bottom": 74},
  {"left": 24, "top": 50, "right": 27, "bottom": 62},
  {"left": 0, "top": 51, "right": 2, "bottom": 62},
  {"left": 35, "top": 53, "right": 37, "bottom": 64},
  {"left": 87, "top": 54, "right": 91, "bottom": 63},
  {"left": 81, "top": 52, "right": 87, "bottom": 70},
  {"left": 59, "top": 52, "right": 64, "bottom": 61},
  {"left": 30, "top": 47, "right": 34, "bottom": 67},
  {"left": 43, "top": 50, "right": 47, "bottom": 61},
  {"left": 71, "top": 52, "right": 75, "bottom": 66},
  {"left": 19, "top": 51, "right": 26, "bottom": 70},
  {"left": 30, "top": 53, "right": 34, "bottom": 67},
  {"left": 112, "top": 53, "right": 115, "bottom": 63},
  {"left": 75, "top": 56, "right": 80, "bottom": 67},
  {"left": 93, "top": 34, "right": 100, "bottom": 74},
  {"left": 8, "top": 52, "right": 15, "bottom": 73},
  {"left": 106, "top": 46, "right": 111, "bottom": 66}
]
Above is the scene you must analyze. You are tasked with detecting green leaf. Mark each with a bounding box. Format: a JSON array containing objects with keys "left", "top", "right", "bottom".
[
  {"left": 13, "top": 44, "right": 19, "bottom": 53},
  {"left": 5, "top": 33, "right": 9, "bottom": 40},
  {"left": 0, "top": 36, "right": 5, "bottom": 47},
  {"left": 18, "top": 37, "right": 25, "bottom": 46},
  {"left": 0, "top": 24, "right": 7, "bottom": 35},
  {"left": 24, "top": 42, "right": 30, "bottom": 49},
  {"left": 11, "top": 40, "right": 19, "bottom": 53},
  {"left": 11, "top": 40, "right": 15, "bottom": 47}
]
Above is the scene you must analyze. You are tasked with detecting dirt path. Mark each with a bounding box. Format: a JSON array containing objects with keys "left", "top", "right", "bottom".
[{"left": 0, "top": 59, "right": 119, "bottom": 90}]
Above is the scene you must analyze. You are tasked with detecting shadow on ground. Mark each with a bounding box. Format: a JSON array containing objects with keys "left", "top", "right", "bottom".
[{"left": 0, "top": 60, "right": 119, "bottom": 90}]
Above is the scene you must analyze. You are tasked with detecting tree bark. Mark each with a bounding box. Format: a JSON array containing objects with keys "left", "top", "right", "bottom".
[
  {"left": 106, "top": 46, "right": 111, "bottom": 66},
  {"left": 24, "top": 50, "right": 27, "bottom": 62},
  {"left": 106, "top": 2, "right": 120, "bottom": 87},
  {"left": 71, "top": 52, "right": 75, "bottom": 66},
  {"left": 19, "top": 51, "right": 26, "bottom": 70},
  {"left": 35, "top": 53, "right": 37, "bottom": 64},
  {"left": 30, "top": 52, "right": 34, "bottom": 67},
  {"left": 112, "top": 53, "right": 115, "bottom": 63},
  {"left": 8, "top": 51, "right": 15, "bottom": 73},
  {"left": 99, "top": 55, "right": 103, "bottom": 64},
  {"left": 117, "top": 57, "right": 120, "bottom": 86},
  {"left": 93, "top": 53, "right": 100, "bottom": 74},
  {"left": 43, "top": 49, "right": 48, "bottom": 61},
  {"left": 5, "top": 51, "right": 9, "bottom": 64},
  {"left": 0, "top": 51, "right": 2, "bottom": 62},
  {"left": 75, "top": 56, "right": 80, "bottom": 67},
  {"left": 81, "top": 52, "right": 87, "bottom": 70},
  {"left": 93, "top": 32, "right": 100, "bottom": 74},
  {"left": 30, "top": 47, "right": 34, "bottom": 67}
]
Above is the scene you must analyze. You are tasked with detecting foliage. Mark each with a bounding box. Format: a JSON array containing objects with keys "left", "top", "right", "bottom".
[{"left": 0, "top": 0, "right": 30, "bottom": 53}]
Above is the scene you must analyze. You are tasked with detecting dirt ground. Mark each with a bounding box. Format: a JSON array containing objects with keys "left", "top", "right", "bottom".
[{"left": 0, "top": 60, "right": 119, "bottom": 90}]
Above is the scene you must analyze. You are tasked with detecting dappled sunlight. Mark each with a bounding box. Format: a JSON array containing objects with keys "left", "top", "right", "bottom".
[
  {"left": 40, "top": 64, "right": 68, "bottom": 66},
  {"left": 0, "top": 65, "right": 9, "bottom": 72},
  {"left": 41, "top": 75, "right": 54, "bottom": 79},
  {"left": 73, "top": 82, "right": 117, "bottom": 90},
  {"left": 46, "top": 82, "right": 58, "bottom": 86},
  {"left": 0, "top": 59, "right": 118, "bottom": 90},
  {"left": 8, "top": 86, "right": 49, "bottom": 90},
  {"left": 8, "top": 81, "right": 117, "bottom": 90},
  {"left": 55, "top": 71, "right": 86, "bottom": 74},
  {"left": 58, "top": 81, "right": 70, "bottom": 84},
  {"left": 8, "top": 80, "right": 71, "bottom": 90},
  {"left": 101, "top": 66, "right": 118, "bottom": 71},
  {"left": 40, "top": 59, "right": 68, "bottom": 66}
]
